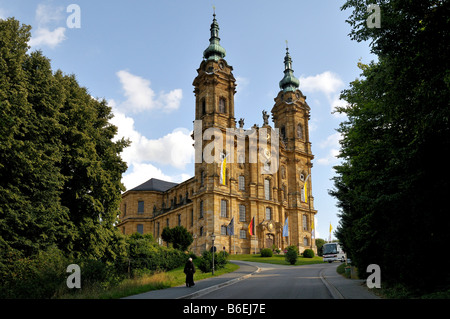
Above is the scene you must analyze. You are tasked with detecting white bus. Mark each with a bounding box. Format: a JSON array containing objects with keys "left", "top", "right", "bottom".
[{"left": 322, "top": 242, "right": 346, "bottom": 263}]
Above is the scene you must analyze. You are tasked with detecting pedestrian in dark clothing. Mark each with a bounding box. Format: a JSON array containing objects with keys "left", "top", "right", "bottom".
[{"left": 184, "top": 258, "right": 196, "bottom": 287}]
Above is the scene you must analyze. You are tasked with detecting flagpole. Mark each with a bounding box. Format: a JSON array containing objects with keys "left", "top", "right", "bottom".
[{"left": 304, "top": 174, "right": 313, "bottom": 249}]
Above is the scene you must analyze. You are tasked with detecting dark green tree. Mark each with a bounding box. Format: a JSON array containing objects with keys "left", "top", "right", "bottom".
[
  {"left": 0, "top": 19, "right": 72, "bottom": 257},
  {"left": 331, "top": 1, "right": 450, "bottom": 291},
  {"left": 161, "top": 226, "right": 193, "bottom": 251},
  {"left": 0, "top": 18, "right": 129, "bottom": 262}
]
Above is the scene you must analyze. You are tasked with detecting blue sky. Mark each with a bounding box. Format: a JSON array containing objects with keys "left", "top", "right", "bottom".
[{"left": 1, "top": 0, "right": 376, "bottom": 241}]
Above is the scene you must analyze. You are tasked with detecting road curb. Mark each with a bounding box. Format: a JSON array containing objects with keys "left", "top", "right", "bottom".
[
  {"left": 177, "top": 262, "right": 262, "bottom": 299},
  {"left": 319, "top": 268, "right": 345, "bottom": 299}
]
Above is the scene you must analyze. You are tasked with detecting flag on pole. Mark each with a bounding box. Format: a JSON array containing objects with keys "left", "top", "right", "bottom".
[
  {"left": 282, "top": 217, "right": 289, "bottom": 237},
  {"left": 248, "top": 217, "right": 254, "bottom": 236},
  {"left": 227, "top": 217, "right": 234, "bottom": 236},
  {"left": 311, "top": 217, "right": 315, "bottom": 239},
  {"left": 304, "top": 181, "right": 308, "bottom": 203},
  {"left": 220, "top": 153, "right": 227, "bottom": 185},
  {"left": 329, "top": 222, "right": 333, "bottom": 242}
]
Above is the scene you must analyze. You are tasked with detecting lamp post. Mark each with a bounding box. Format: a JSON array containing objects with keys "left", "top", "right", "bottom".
[{"left": 211, "top": 233, "right": 216, "bottom": 275}]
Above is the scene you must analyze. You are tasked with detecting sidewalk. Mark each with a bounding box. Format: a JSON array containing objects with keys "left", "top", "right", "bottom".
[
  {"left": 320, "top": 264, "right": 381, "bottom": 299},
  {"left": 123, "top": 261, "right": 259, "bottom": 299}
]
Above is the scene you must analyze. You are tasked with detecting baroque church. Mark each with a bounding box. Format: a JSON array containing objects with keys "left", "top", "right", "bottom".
[{"left": 117, "top": 12, "right": 317, "bottom": 255}]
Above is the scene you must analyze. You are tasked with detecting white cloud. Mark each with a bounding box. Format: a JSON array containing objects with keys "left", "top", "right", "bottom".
[
  {"left": 109, "top": 101, "right": 194, "bottom": 190},
  {"left": 317, "top": 132, "right": 342, "bottom": 166},
  {"left": 116, "top": 70, "right": 182, "bottom": 113},
  {"left": 35, "top": 3, "right": 65, "bottom": 27},
  {"left": 121, "top": 162, "right": 174, "bottom": 191},
  {"left": 317, "top": 148, "right": 340, "bottom": 166},
  {"left": 300, "top": 71, "right": 344, "bottom": 96},
  {"left": 29, "top": 4, "right": 66, "bottom": 49},
  {"left": 111, "top": 109, "right": 194, "bottom": 169},
  {"left": 319, "top": 132, "right": 342, "bottom": 149},
  {"left": 300, "top": 71, "right": 347, "bottom": 117},
  {"left": 235, "top": 75, "right": 249, "bottom": 93},
  {"left": 29, "top": 27, "right": 66, "bottom": 48}
]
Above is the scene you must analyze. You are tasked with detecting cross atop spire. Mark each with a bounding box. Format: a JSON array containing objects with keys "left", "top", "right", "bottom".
[
  {"left": 279, "top": 42, "right": 300, "bottom": 92},
  {"left": 203, "top": 9, "right": 226, "bottom": 61}
]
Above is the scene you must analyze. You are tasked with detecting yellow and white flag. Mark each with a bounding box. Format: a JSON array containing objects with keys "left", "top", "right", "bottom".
[
  {"left": 304, "top": 181, "right": 308, "bottom": 203},
  {"left": 220, "top": 153, "right": 227, "bottom": 185},
  {"left": 329, "top": 222, "right": 333, "bottom": 242},
  {"left": 311, "top": 217, "right": 315, "bottom": 239}
]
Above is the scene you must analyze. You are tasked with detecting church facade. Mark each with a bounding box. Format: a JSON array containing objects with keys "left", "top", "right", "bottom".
[{"left": 117, "top": 13, "right": 317, "bottom": 255}]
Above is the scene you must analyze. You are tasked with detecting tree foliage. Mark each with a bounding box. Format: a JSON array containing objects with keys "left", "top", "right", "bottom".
[
  {"left": 0, "top": 18, "right": 129, "bottom": 262},
  {"left": 161, "top": 226, "right": 194, "bottom": 251},
  {"left": 331, "top": 1, "right": 450, "bottom": 291}
]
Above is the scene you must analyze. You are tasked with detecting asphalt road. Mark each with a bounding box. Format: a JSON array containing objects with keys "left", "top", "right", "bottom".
[{"left": 196, "top": 262, "right": 338, "bottom": 299}]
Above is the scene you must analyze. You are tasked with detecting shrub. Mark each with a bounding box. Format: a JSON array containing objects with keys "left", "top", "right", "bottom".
[
  {"left": 260, "top": 248, "right": 273, "bottom": 257},
  {"left": 0, "top": 246, "right": 68, "bottom": 298},
  {"left": 197, "top": 250, "right": 228, "bottom": 273},
  {"left": 125, "top": 233, "right": 188, "bottom": 276},
  {"left": 285, "top": 245, "right": 298, "bottom": 265},
  {"left": 303, "top": 249, "right": 315, "bottom": 258}
]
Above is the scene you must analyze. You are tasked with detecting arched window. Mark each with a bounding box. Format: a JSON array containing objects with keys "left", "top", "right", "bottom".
[
  {"left": 302, "top": 214, "right": 308, "bottom": 231},
  {"left": 199, "top": 200, "right": 204, "bottom": 219},
  {"left": 297, "top": 123, "right": 303, "bottom": 139},
  {"left": 201, "top": 99, "right": 206, "bottom": 115},
  {"left": 281, "top": 126, "right": 286, "bottom": 141},
  {"left": 219, "top": 98, "right": 226, "bottom": 113}
]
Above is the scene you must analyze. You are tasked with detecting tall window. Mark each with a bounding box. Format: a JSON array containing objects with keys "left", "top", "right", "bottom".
[
  {"left": 137, "top": 224, "right": 143, "bottom": 235},
  {"left": 219, "top": 98, "right": 226, "bottom": 113},
  {"left": 124, "top": 203, "right": 127, "bottom": 216},
  {"left": 303, "top": 237, "right": 309, "bottom": 246},
  {"left": 303, "top": 214, "right": 308, "bottom": 231},
  {"left": 221, "top": 225, "right": 227, "bottom": 235},
  {"left": 201, "top": 99, "right": 206, "bottom": 115},
  {"left": 240, "top": 229, "right": 247, "bottom": 239},
  {"left": 138, "top": 201, "right": 144, "bottom": 214},
  {"left": 190, "top": 210, "right": 194, "bottom": 227},
  {"left": 264, "top": 179, "right": 271, "bottom": 200},
  {"left": 281, "top": 126, "right": 286, "bottom": 141},
  {"left": 297, "top": 123, "right": 303, "bottom": 139},
  {"left": 199, "top": 226, "right": 204, "bottom": 237},
  {"left": 239, "top": 204, "right": 246, "bottom": 222},
  {"left": 156, "top": 222, "right": 160, "bottom": 237},
  {"left": 178, "top": 214, "right": 181, "bottom": 226},
  {"left": 265, "top": 207, "right": 272, "bottom": 220},
  {"left": 221, "top": 199, "right": 227, "bottom": 218},
  {"left": 238, "top": 175, "right": 245, "bottom": 191},
  {"left": 200, "top": 170, "right": 205, "bottom": 186},
  {"left": 199, "top": 200, "right": 204, "bottom": 219}
]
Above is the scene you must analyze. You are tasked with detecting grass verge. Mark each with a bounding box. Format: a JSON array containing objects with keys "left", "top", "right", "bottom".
[
  {"left": 58, "top": 261, "right": 239, "bottom": 299},
  {"left": 229, "top": 253, "right": 323, "bottom": 266}
]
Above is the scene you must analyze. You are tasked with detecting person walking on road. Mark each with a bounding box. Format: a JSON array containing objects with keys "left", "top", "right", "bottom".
[{"left": 184, "top": 257, "right": 196, "bottom": 287}]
